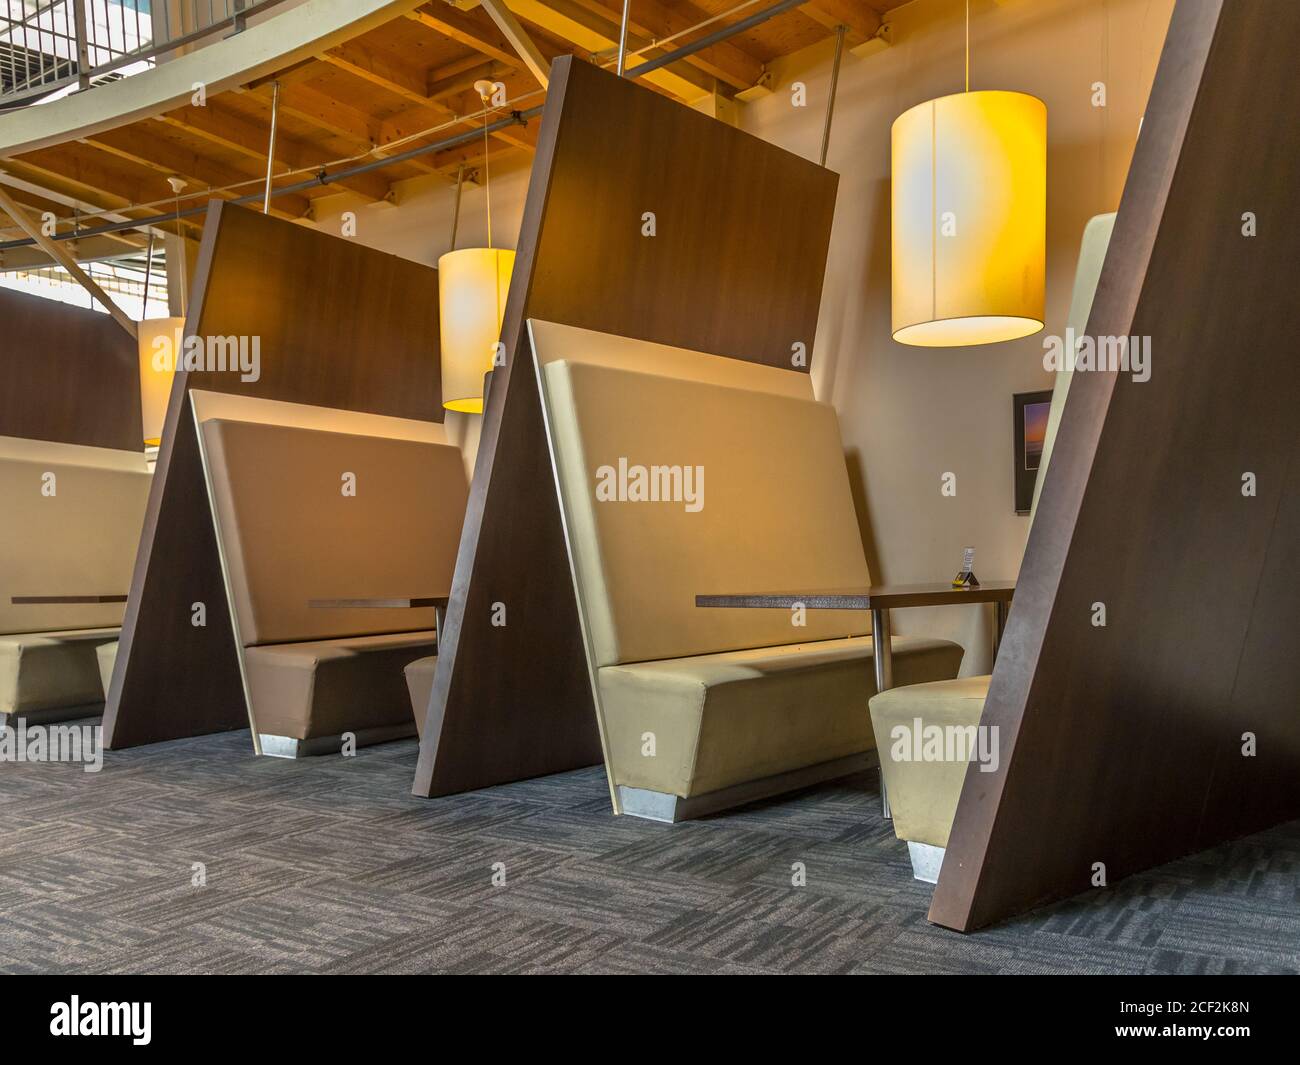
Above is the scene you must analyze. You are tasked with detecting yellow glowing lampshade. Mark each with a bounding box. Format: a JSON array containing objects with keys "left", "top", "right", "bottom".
[
  {"left": 137, "top": 316, "right": 184, "bottom": 446},
  {"left": 438, "top": 247, "right": 515, "bottom": 413},
  {"left": 891, "top": 90, "right": 1046, "bottom": 347}
]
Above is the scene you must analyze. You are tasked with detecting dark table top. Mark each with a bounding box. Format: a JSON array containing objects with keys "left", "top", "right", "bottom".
[
  {"left": 696, "top": 580, "right": 1015, "bottom": 611},
  {"left": 307, "top": 596, "right": 449, "bottom": 609},
  {"left": 11, "top": 595, "right": 128, "bottom": 605}
]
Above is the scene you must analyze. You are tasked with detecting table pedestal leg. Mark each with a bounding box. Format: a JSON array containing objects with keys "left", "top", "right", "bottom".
[{"left": 871, "top": 607, "right": 894, "bottom": 819}]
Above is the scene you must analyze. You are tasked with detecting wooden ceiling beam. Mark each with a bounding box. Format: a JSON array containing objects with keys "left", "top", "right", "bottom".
[
  {"left": 507, "top": 0, "right": 715, "bottom": 100},
  {"left": 319, "top": 39, "right": 536, "bottom": 163},
  {"left": 243, "top": 57, "right": 323, "bottom": 93},
  {"left": 565, "top": 0, "right": 766, "bottom": 90},
  {"left": 0, "top": 185, "right": 137, "bottom": 337},
  {"left": 237, "top": 81, "right": 442, "bottom": 177},
  {"left": 428, "top": 60, "right": 504, "bottom": 103},
  {"left": 5, "top": 146, "right": 206, "bottom": 240},
  {"left": 407, "top": 5, "right": 535, "bottom": 75},
  {"left": 429, "top": 51, "right": 501, "bottom": 84},
  {"left": 800, "top": 1, "right": 882, "bottom": 48},
  {"left": 240, "top": 81, "right": 378, "bottom": 148},
  {"left": 440, "top": 68, "right": 543, "bottom": 153},
  {"left": 0, "top": 174, "right": 147, "bottom": 253},
  {"left": 155, "top": 102, "right": 393, "bottom": 203},
  {"left": 480, "top": 0, "right": 553, "bottom": 87},
  {"left": 319, "top": 39, "right": 435, "bottom": 108},
  {"left": 0, "top": 233, "right": 145, "bottom": 270},
  {"left": 80, "top": 126, "right": 312, "bottom": 220}
]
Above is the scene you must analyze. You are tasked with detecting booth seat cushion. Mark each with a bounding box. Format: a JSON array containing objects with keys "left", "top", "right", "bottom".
[
  {"left": 244, "top": 631, "right": 436, "bottom": 740},
  {"left": 869, "top": 675, "right": 992, "bottom": 848},
  {"left": 0, "top": 628, "right": 119, "bottom": 716},
  {"left": 403, "top": 655, "right": 438, "bottom": 739},
  {"left": 601, "top": 635, "right": 964, "bottom": 797}
]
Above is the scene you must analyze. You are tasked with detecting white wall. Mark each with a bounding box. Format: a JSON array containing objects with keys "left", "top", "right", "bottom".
[{"left": 740, "top": 0, "right": 1173, "bottom": 672}]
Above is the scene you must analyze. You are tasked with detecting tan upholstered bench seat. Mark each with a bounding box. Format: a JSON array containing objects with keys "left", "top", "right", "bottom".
[
  {"left": 604, "top": 635, "right": 965, "bottom": 797},
  {"left": 403, "top": 655, "right": 438, "bottom": 739},
  {"left": 244, "top": 631, "right": 436, "bottom": 743},
  {"left": 0, "top": 628, "right": 119, "bottom": 721},
  {"left": 533, "top": 333, "right": 968, "bottom": 818},
  {"left": 870, "top": 674, "right": 992, "bottom": 876},
  {"left": 197, "top": 417, "right": 467, "bottom": 755}
]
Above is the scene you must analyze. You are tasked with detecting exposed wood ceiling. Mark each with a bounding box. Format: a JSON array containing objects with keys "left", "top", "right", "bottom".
[{"left": 0, "top": 1, "right": 909, "bottom": 258}]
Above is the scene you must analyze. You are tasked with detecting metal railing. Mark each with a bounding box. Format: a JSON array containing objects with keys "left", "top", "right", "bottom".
[{"left": 0, "top": 0, "right": 288, "bottom": 107}]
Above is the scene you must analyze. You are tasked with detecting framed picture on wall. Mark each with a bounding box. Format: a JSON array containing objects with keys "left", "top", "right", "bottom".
[{"left": 1013, "top": 390, "right": 1053, "bottom": 514}]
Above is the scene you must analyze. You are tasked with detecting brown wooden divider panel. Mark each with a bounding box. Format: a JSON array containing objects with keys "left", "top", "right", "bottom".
[
  {"left": 105, "top": 202, "right": 442, "bottom": 747},
  {"left": 414, "top": 57, "right": 838, "bottom": 796},
  {"left": 930, "top": 0, "right": 1300, "bottom": 931},
  {"left": 0, "top": 286, "right": 141, "bottom": 451}
]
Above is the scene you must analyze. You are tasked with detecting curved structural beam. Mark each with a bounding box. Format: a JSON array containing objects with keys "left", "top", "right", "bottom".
[{"left": 0, "top": 0, "right": 424, "bottom": 157}]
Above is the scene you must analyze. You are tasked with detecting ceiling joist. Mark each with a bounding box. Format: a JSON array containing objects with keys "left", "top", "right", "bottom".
[{"left": 2, "top": 0, "right": 903, "bottom": 261}]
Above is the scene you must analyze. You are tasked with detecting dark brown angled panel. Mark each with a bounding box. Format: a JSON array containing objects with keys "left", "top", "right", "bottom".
[
  {"left": 930, "top": 0, "right": 1300, "bottom": 932},
  {"left": 105, "top": 201, "right": 443, "bottom": 748},
  {"left": 166, "top": 202, "right": 444, "bottom": 416},
  {"left": 0, "top": 286, "right": 141, "bottom": 451},
  {"left": 415, "top": 57, "right": 839, "bottom": 797}
]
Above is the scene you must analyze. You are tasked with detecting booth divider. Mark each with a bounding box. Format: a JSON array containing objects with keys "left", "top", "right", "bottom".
[
  {"left": 412, "top": 57, "right": 840, "bottom": 799},
  {"left": 929, "top": 0, "right": 1300, "bottom": 931},
  {"left": 1, "top": 288, "right": 147, "bottom": 725},
  {"left": 103, "top": 202, "right": 445, "bottom": 749},
  {"left": 0, "top": 287, "right": 140, "bottom": 451}
]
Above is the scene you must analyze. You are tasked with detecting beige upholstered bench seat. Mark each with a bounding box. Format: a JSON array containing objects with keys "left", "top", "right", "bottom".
[
  {"left": 244, "top": 631, "right": 437, "bottom": 746},
  {"left": 199, "top": 417, "right": 467, "bottom": 756},
  {"left": 0, "top": 628, "right": 120, "bottom": 722},
  {"left": 860, "top": 213, "right": 1117, "bottom": 884},
  {"left": 532, "top": 324, "right": 965, "bottom": 820},
  {"left": 403, "top": 655, "right": 438, "bottom": 739},
  {"left": 603, "top": 635, "right": 964, "bottom": 797},
  {"left": 870, "top": 675, "right": 992, "bottom": 860},
  {"left": 0, "top": 434, "right": 150, "bottom": 725}
]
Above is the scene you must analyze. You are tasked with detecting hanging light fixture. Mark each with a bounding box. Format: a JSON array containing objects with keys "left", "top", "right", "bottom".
[
  {"left": 439, "top": 80, "right": 516, "bottom": 414},
  {"left": 890, "top": 1, "right": 1046, "bottom": 347},
  {"left": 136, "top": 176, "right": 188, "bottom": 447}
]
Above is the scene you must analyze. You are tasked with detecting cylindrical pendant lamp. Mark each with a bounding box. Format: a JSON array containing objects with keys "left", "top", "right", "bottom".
[
  {"left": 438, "top": 247, "right": 515, "bottom": 414},
  {"left": 891, "top": 90, "right": 1046, "bottom": 347},
  {"left": 137, "top": 316, "right": 184, "bottom": 446}
]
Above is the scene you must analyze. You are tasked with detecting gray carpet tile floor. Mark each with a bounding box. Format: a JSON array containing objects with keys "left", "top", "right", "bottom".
[{"left": 2, "top": 722, "right": 1298, "bottom": 975}]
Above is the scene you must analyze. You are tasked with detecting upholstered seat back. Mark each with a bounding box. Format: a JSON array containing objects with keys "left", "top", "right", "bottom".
[
  {"left": 541, "top": 360, "right": 871, "bottom": 668},
  {"left": 0, "top": 436, "right": 150, "bottom": 635},
  {"left": 1031, "top": 212, "right": 1117, "bottom": 518},
  {"left": 200, "top": 420, "right": 468, "bottom": 646}
]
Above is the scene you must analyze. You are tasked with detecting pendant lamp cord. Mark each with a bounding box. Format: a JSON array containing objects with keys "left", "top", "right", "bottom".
[
  {"left": 483, "top": 109, "right": 493, "bottom": 251},
  {"left": 965, "top": 0, "right": 970, "bottom": 92},
  {"left": 176, "top": 191, "right": 186, "bottom": 317}
]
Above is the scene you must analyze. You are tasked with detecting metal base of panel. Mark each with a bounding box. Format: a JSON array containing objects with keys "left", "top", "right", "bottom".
[
  {"left": 258, "top": 722, "right": 416, "bottom": 759},
  {"left": 908, "top": 840, "right": 946, "bottom": 884},
  {"left": 618, "top": 751, "right": 878, "bottom": 823}
]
